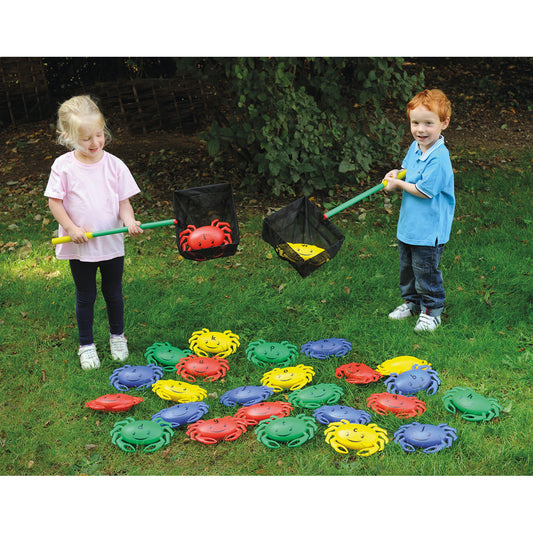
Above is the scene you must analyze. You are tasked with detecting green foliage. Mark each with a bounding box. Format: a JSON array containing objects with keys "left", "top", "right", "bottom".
[{"left": 199, "top": 58, "right": 424, "bottom": 195}]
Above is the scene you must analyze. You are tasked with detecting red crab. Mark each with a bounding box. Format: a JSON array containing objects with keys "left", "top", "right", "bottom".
[
  {"left": 179, "top": 219, "right": 232, "bottom": 251},
  {"left": 186, "top": 416, "right": 248, "bottom": 444},
  {"left": 335, "top": 363, "right": 383, "bottom": 384},
  {"left": 234, "top": 401, "right": 294, "bottom": 426},
  {"left": 175, "top": 354, "right": 230, "bottom": 382},
  {"left": 366, "top": 392, "right": 427, "bottom": 419},
  {"left": 85, "top": 393, "right": 143, "bottom": 412}
]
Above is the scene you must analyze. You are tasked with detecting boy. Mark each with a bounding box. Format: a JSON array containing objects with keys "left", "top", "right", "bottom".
[{"left": 383, "top": 89, "right": 455, "bottom": 332}]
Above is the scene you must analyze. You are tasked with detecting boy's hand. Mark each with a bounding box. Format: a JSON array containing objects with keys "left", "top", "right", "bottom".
[{"left": 383, "top": 170, "right": 400, "bottom": 191}]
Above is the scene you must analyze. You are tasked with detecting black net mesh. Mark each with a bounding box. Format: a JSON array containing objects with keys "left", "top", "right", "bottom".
[
  {"left": 262, "top": 196, "right": 345, "bottom": 277},
  {"left": 173, "top": 183, "right": 240, "bottom": 261}
]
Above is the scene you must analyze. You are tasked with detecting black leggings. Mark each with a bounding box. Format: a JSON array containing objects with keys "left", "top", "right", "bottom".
[{"left": 69, "top": 256, "right": 125, "bottom": 346}]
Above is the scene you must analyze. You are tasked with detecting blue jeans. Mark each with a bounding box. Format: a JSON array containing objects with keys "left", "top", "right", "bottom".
[
  {"left": 69, "top": 257, "right": 125, "bottom": 345},
  {"left": 398, "top": 240, "right": 446, "bottom": 317}
]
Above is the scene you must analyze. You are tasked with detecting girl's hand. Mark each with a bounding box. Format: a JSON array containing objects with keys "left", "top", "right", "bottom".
[
  {"left": 127, "top": 221, "right": 144, "bottom": 236},
  {"left": 69, "top": 226, "right": 90, "bottom": 244}
]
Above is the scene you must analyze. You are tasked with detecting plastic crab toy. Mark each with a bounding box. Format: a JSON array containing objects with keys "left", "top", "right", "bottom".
[
  {"left": 85, "top": 393, "right": 143, "bottom": 412},
  {"left": 376, "top": 355, "right": 431, "bottom": 376},
  {"left": 255, "top": 414, "right": 318, "bottom": 448},
  {"left": 188, "top": 328, "right": 240, "bottom": 358},
  {"left": 325, "top": 421, "right": 389, "bottom": 456},
  {"left": 219, "top": 385, "right": 274, "bottom": 407},
  {"left": 335, "top": 362, "right": 383, "bottom": 384},
  {"left": 443, "top": 387, "right": 502, "bottom": 421},
  {"left": 384, "top": 364, "right": 441, "bottom": 396},
  {"left": 109, "top": 364, "right": 164, "bottom": 392},
  {"left": 152, "top": 379, "right": 207, "bottom": 403},
  {"left": 260, "top": 364, "right": 315, "bottom": 392},
  {"left": 110, "top": 417, "right": 174, "bottom": 453},
  {"left": 234, "top": 401, "right": 294, "bottom": 426},
  {"left": 276, "top": 242, "right": 327, "bottom": 263},
  {"left": 246, "top": 340, "right": 299, "bottom": 368},
  {"left": 313, "top": 405, "right": 372, "bottom": 425},
  {"left": 287, "top": 383, "right": 344, "bottom": 408},
  {"left": 144, "top": 342, "right": 193, "bottom": 371},
  {"left": 151, "top": 401, "right": 210, "bottom": 428},
  {"left": 394, "top": 422, "right": 457, "bottom": 454},
  {"left": 175, "top": 354, "right": 229, "bottom": 382},
  {"left": 179, "top": 219, "right": 232, "bottom": 251},
  {"left": 366, "top": 392, "right": 427, "bottom": 419},
  {"left": 186, "top": 416, "right": 248, "bottom": 444},
  {"left": 301, "top": 338, "right": 352, "bottom": 359}
]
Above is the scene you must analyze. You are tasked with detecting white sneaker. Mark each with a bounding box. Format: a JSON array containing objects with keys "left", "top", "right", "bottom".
[
  {"left": 79, "top": 344, "right": 101, "bottom": 370},
  {"left": 414, "top": 313, "right": 441, "bottom": 332},
  {"left": 388, "top": 303, "right": 415, "bottom": 320},
  {"left": 110, "top": 335, "right": 129, "bottom": 361}
]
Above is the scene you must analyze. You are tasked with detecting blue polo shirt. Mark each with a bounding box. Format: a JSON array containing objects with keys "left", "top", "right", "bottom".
[{"left": 397, "top": 137, "right": 455, "bottom": 246}]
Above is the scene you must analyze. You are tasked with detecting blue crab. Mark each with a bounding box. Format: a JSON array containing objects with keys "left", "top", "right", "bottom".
[
  {"left": 151, "top": 401, "right": 210, "bottom": 428},
  {"left": 300, "top": 338, "right": 352, "bottom": 360},
  {"left": 144, "top": 342, "right": 193, "bottom": 371},
  {"left": 383, "top": 364, "right": 441, "bottom": 396},
  {"left": 219, "top": 385, "right": 274, "bottom": 407},
  {"left": 110, "top": 417, "right": 174, "bottom": 453},
  {"left": 287, "top": 383, "right": 344, "bottom": 408},
  {"left": 255, "top": 414, "right": 318, "bottom": 448},
  {"left": 246, "top": 340, "right": 299, "bottom": 368},
  {"left": 313, "top": 405, "right": 372, "bottom": 425},
  {"left": 394, "top": 422, "right": 457, "bottom": 454},
  {"left": 443, "top": 387, "right": 502, "bottom": 421},
  {"left": 109, "top": 364, "right": 164, "bottom": 391}
]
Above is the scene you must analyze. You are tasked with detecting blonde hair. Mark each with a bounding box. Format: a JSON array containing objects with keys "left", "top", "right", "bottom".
[
  {"left": 56, "top": 95, "right": 112, "bottom": 150},
  {"left": 407, "top": 89, "right": 452, "bottom": 122}
]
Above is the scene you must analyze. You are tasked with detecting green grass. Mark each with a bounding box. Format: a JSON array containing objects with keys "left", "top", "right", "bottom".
[{"left": 0, "top": 148, "right": 531, "bottom": 478}]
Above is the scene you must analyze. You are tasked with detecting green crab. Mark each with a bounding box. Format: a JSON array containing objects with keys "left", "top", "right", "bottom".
[
  {"left": 443, "top": 387, "right": 502, "bottom": 421},
  {"left": 144, "top": 342, "right": 192, "bottom": 371},
  {"left": 287, "top": 383, "right": 344, "bottom": 408},
  {"left": 110, "top": 417, "right": 174, "bottom": 453},
  {"left": 246, "top": 339, "right": 299, "bottom": 368},
  {"left": 255, "top": 414, "right": 318, "bottom": 448}
]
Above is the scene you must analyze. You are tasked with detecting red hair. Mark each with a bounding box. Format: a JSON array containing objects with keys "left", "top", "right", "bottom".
[{"left": 407, "top": 89, "right": 452, "bottom": 122}]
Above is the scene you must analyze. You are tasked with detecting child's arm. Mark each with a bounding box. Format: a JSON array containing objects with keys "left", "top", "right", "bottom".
[
  {"left": 383, "top": 170, "right": 429, "bottom": 199},
  {"left": 119, "top": 199, "right": 143, "bottom": 236},
  {"left": 48, "top": 198, "right": 90, "bottom": 244}
]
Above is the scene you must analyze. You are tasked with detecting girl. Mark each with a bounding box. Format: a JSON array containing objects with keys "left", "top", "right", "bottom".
[{"left": 45, "top": 95, "right": 143, "bottom": 369}]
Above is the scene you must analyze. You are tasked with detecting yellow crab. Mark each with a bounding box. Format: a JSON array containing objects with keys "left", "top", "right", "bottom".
[
  {"left": 188, "top": 328, "right": 240, "bottom": 358},
  {"left": 151, "top": 379, "right": 207, "bottom": 403},
  {"left": 260, "top": 364, "right": 315, "bottom": 392},
  {"left": 276, "top": 242, "right": 329, "bottom": 264},
  {"left": 375, "top": 355, "right": 431, "bottom": 376},
  {"left": 325, "top": 421, "right": 389, "bottom": 456}
]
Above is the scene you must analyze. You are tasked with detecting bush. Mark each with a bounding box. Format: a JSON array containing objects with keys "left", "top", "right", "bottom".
[{"left": 198, "top": 58, "right": 424, "bottom": 195}]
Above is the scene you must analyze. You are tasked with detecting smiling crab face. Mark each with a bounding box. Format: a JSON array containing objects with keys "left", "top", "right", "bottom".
[
  {"left": 151, "top": 379, "right": 208, "bottom": 403},
  {"left": 255, "top": 414, "right": 318, "bottom": 448},
  {"left": 246, "top": 340, "right": 298, "bottom": 368},
  {"left": 287, "top": 383, "right": 344, "bottom": 408},
  {"left": 188, "top": 328, "right": 240, "bottom": 358},
  {"left": 325, "top": 422, "right": 389, "bottom": 456},
  {"left": 260, "top": 364, "right": 315, "bottom": 391}
]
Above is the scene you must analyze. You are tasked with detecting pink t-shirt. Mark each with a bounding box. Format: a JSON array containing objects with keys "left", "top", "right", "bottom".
[{"left": 45, "top": 151, "right": 141, "bottom": 262}]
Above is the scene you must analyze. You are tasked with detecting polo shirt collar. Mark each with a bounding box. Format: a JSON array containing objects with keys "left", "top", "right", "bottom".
[{"left": 416, "top": 135, "right": 445, "bottom": 161}]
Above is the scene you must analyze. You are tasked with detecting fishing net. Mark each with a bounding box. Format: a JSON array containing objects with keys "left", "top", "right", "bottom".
[
  {"left": 173, "top": 183, "right": 240, "bottom": 261},
  {"left": 262, "top": 196, "right": 345, "bottom": 277}
]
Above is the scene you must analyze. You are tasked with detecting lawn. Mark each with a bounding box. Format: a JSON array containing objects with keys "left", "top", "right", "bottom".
[{"left": 0, "top": 147, "right": 531, "bottom": 487}]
